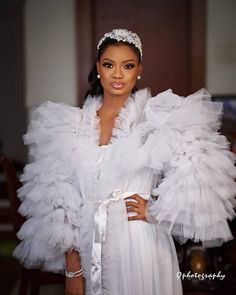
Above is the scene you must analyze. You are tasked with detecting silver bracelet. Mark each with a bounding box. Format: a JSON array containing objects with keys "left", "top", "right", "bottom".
[{"left": 65, "top": 268, "right": 83, "bottom": 278}]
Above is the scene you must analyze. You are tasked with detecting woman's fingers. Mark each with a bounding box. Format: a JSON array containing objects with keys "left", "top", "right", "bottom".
[
  {"left": 125, "top": 194, "right": 148, "bottom": 222},
  {"left": 125, "top": 194, "right": 142, "bottom": 202},
  {"left": 126, "top": 194, "right": 147, "bottom": 205},
  {"left": 125, "top": 201, "right": 139, "bottom": 208},
  {"left": 126, "top": 206, "right": 139, "bottom": 213}
]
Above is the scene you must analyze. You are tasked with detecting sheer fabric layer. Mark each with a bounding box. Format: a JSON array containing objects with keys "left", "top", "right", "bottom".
[
  {"left": 13, "top": 88, "right": 236, "bottom": 295},
  {"left": 141, "top": 89, "right": 236, "bottom": 247}
]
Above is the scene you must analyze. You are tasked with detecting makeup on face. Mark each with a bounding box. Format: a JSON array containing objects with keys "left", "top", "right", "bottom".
[{"left": 97, "top": 45, "right": 142, "bottom": 98}]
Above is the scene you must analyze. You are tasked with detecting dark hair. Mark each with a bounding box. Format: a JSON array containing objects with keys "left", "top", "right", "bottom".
[{"left": 84, "top": 38, "right": 142, "bottom": 99}]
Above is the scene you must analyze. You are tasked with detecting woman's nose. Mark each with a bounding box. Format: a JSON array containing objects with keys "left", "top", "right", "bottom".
[{"left": 112, "top": 66, "right": 124, "bottom": 79}]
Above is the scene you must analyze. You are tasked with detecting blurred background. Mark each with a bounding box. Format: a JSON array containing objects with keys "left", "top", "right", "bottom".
[{"left": 0, "top": 0, "right": 235, "bottom": 294}]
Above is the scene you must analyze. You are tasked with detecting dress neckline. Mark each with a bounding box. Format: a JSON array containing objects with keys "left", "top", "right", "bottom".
[
  {"left": 81, "top": 88, "right": 151, "bottom": 148},
  {"left": 95, "top": 94, "right": 136, "bottom": 147}
]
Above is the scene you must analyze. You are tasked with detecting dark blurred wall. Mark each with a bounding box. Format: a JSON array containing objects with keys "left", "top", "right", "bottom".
[{"left": 0, "top": 0, "right": 27, "bottom": 164}]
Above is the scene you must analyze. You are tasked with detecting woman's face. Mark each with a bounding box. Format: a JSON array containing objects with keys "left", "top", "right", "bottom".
[{"left": 96, "top": 44, "right": 142, "bottom": 99}]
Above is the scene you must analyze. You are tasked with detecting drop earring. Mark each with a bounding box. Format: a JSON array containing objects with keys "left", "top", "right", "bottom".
[
  {"left": 137, "top": 75, "right": 141, "bottom": 80},
  {"left": 97, "top": 74, "right": 100, "bottom": 79}
]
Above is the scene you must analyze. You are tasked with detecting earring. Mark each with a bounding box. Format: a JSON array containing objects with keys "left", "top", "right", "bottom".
[
  {"left": 137, "top": 75, "right": 141, "bottom": 80},
  {"left": 97, "top": 74, "right": 100, "bottom": 79}
]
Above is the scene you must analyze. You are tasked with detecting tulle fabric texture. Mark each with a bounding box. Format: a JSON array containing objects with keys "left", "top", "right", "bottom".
[
  {"left": 141, "top": 89, "right": 236, "bottom": 247},
  {"left": 13, "top": 101, "right": 83, "bottom": 272},
  {"left": 13, "top": 88, "right": 236, "bottom": 295}
]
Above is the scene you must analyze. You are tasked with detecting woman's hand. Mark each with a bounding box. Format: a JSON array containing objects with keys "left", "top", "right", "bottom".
[
  {"left": 65, "top": 276, "right": 85, "bottom": 295},
  {"left": 125, "top": 194, "right": 148, "bottom": 221}
]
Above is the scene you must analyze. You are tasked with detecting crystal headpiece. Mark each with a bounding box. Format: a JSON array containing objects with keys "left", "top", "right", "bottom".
[{"left": 97, "top": 29, "right": 143, "bottom": 58}]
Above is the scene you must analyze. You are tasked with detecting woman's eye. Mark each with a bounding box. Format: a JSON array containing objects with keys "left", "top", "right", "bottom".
[
  {"left": 102, "top": 63, "right": 113, "bottom": 68},
  {"left": 124, "top": 64, "right": 135, "bottom": 69}
]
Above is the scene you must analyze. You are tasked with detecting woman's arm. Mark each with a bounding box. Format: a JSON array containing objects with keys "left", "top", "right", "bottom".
[
  {"left": 65, "top": 250, "right": 85, "bottom": 295},
  {"left": 141, "top": 89, "right": 236, "bottom": 246},
  {"left": 13, "top": 102, "right": 83, "bottom": 274}
]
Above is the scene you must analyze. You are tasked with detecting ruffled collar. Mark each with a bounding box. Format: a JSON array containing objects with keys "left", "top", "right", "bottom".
[{"left": 81, "top": 88, "right": 151, "bottom": 147}]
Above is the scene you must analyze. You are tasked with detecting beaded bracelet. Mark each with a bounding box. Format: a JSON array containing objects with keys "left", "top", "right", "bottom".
[{"left": 65, "top": 268, "right": 83, "bottom": 278}]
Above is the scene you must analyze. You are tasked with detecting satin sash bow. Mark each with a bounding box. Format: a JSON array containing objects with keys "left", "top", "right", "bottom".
[{"left": 91, "top": 189, "right": 135, "bottom": 295}]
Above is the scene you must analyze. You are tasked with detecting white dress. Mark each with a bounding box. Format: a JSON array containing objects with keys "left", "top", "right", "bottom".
[{"left": 13, "top": 88, "right": 236, "bottom": 295}]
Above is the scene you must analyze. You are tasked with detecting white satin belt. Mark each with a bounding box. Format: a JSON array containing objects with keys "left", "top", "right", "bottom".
[{"left": 90, "top": 189, "right": 148, "bottom": 295}]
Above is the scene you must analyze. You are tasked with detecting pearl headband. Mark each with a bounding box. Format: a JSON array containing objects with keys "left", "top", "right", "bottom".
[{"left": 97, "top": 28, "right": 143, "bottom": 58}]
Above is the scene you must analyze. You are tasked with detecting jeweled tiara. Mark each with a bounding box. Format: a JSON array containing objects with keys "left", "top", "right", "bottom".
[{"left": 97, "top": 28, "right": 143, "bottom": 58}]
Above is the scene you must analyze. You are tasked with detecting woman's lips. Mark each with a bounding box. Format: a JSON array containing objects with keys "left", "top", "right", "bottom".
[{"left": 111, "top": 82, "right": 125, "bottom": 89}]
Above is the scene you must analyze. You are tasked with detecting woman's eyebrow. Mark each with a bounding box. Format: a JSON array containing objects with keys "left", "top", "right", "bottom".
[
  {"left": 101, "top": 58, "right": 136, "bottom": 63},
  {"left": 101, "top": 58, "right": 114, "bottom": 62},
  {"left": 122, "top": 59, "right": 136, "bottom": 63}
]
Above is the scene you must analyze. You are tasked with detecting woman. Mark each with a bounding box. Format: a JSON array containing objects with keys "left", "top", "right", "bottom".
[{"left": 14, "top": 29, "right": 236, "bottom": 295}]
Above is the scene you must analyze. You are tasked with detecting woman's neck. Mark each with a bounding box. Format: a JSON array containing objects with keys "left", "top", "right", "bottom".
[{"left": 100, "top": 92, "right": 131, "bottom": 117}]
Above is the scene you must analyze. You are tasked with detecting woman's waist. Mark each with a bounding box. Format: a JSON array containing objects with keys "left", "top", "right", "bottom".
[{"left": 82, "top": 189, "right": 151, "bottom": 203}]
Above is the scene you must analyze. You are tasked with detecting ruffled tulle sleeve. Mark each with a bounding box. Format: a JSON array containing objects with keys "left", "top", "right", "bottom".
[
  {"left": 13, "top": 101, "right": 82, "bottom": 272},
  {"left": 144, "top": 89, "right": 236, "bottom": 247}
]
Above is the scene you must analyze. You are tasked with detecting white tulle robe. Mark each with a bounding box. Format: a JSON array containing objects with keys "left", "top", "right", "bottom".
[{"left": 13, "top": 88, "right": 236, "bottom": 295}]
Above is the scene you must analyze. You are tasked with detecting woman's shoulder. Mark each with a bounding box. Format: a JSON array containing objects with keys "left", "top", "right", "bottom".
[
  {"left": 24, "top": 101, "right": 83, "bottom": 147},
  {"left": 30, "top": 100, "right": 83, "bottom": 130},
  {"left": 35, "top": 100, "right": 82, "bottom": 119},
  {"left": 147, "top": 88, "right": 213, "bottom": 108},
  {"left": 82, "top": 94, "right": 102, "bottom": 111},
  {"left": 144, "top": 88, "right": 223, "bottom": 130}
]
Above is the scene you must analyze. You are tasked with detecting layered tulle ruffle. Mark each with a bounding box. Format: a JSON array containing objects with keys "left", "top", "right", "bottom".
[
  {"left": 13, "top": 88, "right": 236, "bottom": 282},
  {"left": 13, "top": 101, "right": 83, "bottom": 272},
  {"left": 143, "top": 89, "right": 236, "bottom": 247}
]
